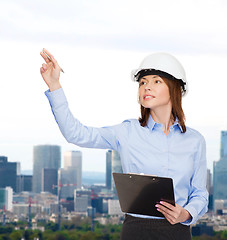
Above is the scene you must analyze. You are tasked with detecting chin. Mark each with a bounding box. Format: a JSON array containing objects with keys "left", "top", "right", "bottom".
[{"left": 142, "top": 104, "right": 154, "bottom": 109}]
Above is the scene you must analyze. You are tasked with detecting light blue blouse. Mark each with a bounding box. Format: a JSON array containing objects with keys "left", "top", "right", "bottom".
[{"left": 45, "top": 88, "right": 208, "bottom": 226}]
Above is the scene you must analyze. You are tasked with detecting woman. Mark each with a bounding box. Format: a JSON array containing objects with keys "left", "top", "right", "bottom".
[{"left": 40, "top": 49, "right": 208, "bottom": 240}]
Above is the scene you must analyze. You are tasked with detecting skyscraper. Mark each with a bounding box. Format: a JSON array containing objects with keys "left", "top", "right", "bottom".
[
  {"left": 59, "top": 151, "right": 82, "bottom": 199},
  {"left": 0, "top": 187, "right": 13, "bottom": 211},
  {"left": 74, "top": 189, "right": 91, "bottom": 212},
  {"left": 106, "top": 150, "right": 112, "bottom": 189},
  {"left": 17, "top": 175, "right": 32, "bottom": 192},
  {"left": 206, "top": 169, "right": 212, "bottom": 192},
  {"left": 206, "top": 169, "right": 213, "bottom": 211},
  {"left": 42, "top": 168, "right": 58, "bottom": 195},
  {"left": 32, "top": 145, "right": 61, "bottom": 193},
  {"left": 105, "top": 150, "right": 122, "bottom": 191},
  {"left": 213, "top": 131, "right": 227, "bottom": 210},
  {"left": 0, "top": 156, "right": 20, "bottom": 192},
  {"left": 64, "top": 151, "right": 82, "bottom": 180},
  {"left": 220, "top": 131, "right": 227, "bottom": 158}
]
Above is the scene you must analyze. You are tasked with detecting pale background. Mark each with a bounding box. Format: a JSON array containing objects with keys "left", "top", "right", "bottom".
[{"left": 0, "top": 0, "right": 227, "bottom": 173}]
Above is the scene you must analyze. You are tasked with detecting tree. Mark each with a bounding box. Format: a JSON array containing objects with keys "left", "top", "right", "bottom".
[
  {"left": 68, "top": 230, "right": 80, "bottom": 240},
  {"left": 45, "top": 222, "right": 58, "bottom": 232},
  {"left": 55, "top": 232, "right": 69, "bottom": 240},
  {"left": 80, "top": 231, "right": 99, "bottom": 240},
  {"left": 9, "top": 231, "right": 23, "bottom": 240},
  {"left": 23, "top": 230, "right": 32, "bottom": 240},
  {"left": 30, "top": 230, "right": 43, "bottom": 240},
  {"left": 0, "top": 227, "right": 13, "bottom": 234},
  {"left": 221, "top": 230, "right": 227, "bottom": 239}
]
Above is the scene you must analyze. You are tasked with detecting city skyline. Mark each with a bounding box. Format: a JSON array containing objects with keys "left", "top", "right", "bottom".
[
  {"left": 0, "top": 129, "right": 224, "bottom": 173},
  {"left": 0, "top": 1, "right": 227, "bottom": 172}
]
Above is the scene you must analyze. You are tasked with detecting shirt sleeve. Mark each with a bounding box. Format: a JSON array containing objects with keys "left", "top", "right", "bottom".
[
  {"left": 182, "top": 135, "right": 208, "bottom": 225},
  {"left": 45, "top": 88, "right": 124, "bottom": 151}
]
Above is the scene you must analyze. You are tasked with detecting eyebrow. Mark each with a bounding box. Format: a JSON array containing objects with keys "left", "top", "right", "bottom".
[{"left": 141, "top": 75, "right": 160, "bottom": 80}]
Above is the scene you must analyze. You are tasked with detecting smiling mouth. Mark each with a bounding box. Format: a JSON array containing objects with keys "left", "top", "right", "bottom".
[{"left": 144, "top": 95, "right": 154, "bottom": 100}]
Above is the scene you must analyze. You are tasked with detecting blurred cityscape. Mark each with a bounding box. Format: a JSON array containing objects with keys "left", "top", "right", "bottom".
[{"left": 0, "top": 130, "right": 227, "bottom": 239}]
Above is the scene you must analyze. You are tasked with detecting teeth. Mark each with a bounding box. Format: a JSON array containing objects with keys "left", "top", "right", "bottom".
[{"left": 145, "top": 96, "right": 152, "bottom": 99}]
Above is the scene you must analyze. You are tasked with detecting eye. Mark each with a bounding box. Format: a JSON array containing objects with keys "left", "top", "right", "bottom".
[
  {"left": 155, "top": 80, "right": 162, "bottom": 83},
  {"left": 139, "top": 80, "right": 146, "bottom": 86}
]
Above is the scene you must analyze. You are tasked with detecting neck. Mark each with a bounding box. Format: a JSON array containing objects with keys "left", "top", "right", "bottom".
[{"left": 150, "top": 105, "right": 174, "bottom": 135}]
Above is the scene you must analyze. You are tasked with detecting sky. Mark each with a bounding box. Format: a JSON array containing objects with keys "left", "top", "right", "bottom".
[{"left": 0, "top": 0, "right": 227, "bottom": 173}]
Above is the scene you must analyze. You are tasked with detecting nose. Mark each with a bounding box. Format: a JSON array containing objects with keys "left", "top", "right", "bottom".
[{"left": 145, "top": 82, "right": 152, "bottom": 90}]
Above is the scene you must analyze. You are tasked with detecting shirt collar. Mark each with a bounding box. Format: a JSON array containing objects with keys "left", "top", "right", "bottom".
[
  {"left": 146, "top": 114, "right": 183, "bottom": 132},
  {"left": 147, "top": 114, "right": 156, "bottom": 130},
  {"left": 172, "top": 118, "right": 183, "bottom": 132}
]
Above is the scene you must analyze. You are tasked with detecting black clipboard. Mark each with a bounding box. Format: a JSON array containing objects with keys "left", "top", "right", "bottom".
[{"left": 113, "top": 172, "right": 175, "bottom": 217}]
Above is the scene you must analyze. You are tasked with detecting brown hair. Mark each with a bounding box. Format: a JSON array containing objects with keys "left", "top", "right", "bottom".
[{"left": 138, "top": 77, "right": 186, "bottom": 133}]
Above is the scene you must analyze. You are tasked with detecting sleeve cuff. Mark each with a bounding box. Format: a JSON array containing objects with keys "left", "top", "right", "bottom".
[
  {"left": 45, "top": 88, "right": 67, "bottom": 109},
  {"left": 181, "top": 205, "right": 198, "bottom": 226}
]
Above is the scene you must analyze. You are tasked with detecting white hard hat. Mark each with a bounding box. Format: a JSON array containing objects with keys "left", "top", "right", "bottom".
[{"left": 131, "top": 52, "right": 188, "bottom": 96}]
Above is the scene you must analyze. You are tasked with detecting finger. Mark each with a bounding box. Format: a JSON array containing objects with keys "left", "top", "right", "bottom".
[
  {"left": 165, "top": 215, "right": 176, "bottom": 225},
  {"left": 159, "top": 201, "right": 175, "bottom": 211},
  {"left": 157, "top": 208, "right": 176, "bottom": 224},
  {"left": 156, "top": 204, "right": 179, "bottom": 220},
  {"left": 40, "top": 63, "right": 51, "bottom": 74},
  {"left": 156, "top": 204, "right": 172, "bottom": 216},
  {"left": 42, "top": 63, "right": 47, "bottom": 71},
  {"left": 43, "top": 48, "right": 58, "bottom": 68},
  {"left": 158, "top": 203, "right": 182, "bottom": 219},
  {"left": 40, "top": 67, "right": 45, "bottom": 74},
  {"left": 40, "top": 51, "right": 51, "bottom": 64}
]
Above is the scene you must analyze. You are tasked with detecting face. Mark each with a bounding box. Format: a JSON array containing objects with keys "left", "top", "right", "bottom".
[{"left": 138, "top": 75, "right": 171, "bottom": 110}]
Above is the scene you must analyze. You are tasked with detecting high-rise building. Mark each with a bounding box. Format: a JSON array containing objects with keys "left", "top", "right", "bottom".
[
  {"left": 32, "top": 145, "right": 61, "bottom": 193},
  {"left": 106, "top": 150, "right": 112, "bottom": 189},
  {"left": 58, "top": 168, "right": 74, "bottom": 198},
  {"left": 0, "top": 156, "right": 20, "bottom": 192},
  {"left": 42, "top": 168, "right": 58, "bottom": 195},
  {"left": 105, "top": 150, "right": 122, "bottom": 191},
  {"left": 58, "top": 151, "right": 82, "bottom": 199},
  {"left": 108, "top": 199, "right": 123, "bottom": 215},
  {"left": 64, "top": 151, "right": 82, "bottom": 171},
  {"left": 74, "top": 189, "right": 91, "bottom": 212},
  {"left": 92, "top": 197, "right": 103, "bottom": 214},
  {"left": 207, "top": 169, "right": 212, "bottom": 194},
  {"left": 206, "top": 169, "right": 213, "bottom": 211},
  {"left": 213, "top": 131, "right": 227, "bottom": 211},
  {"left": 0, "top": 187, "right": 13, "bottom": 211},
  {"left": 17, "top": 175, "right": 32, "bottom": 192},
  {"left": 220, "top": 131, "right": 227, "bottom": 158},
  {"left": 64, "top": 151, "right": 82, "bottom": 189}
]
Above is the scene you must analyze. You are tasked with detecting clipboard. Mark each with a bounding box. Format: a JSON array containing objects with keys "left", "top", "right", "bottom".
[{"left": 113, "top": 172, "right": 175, "bottom": 217}]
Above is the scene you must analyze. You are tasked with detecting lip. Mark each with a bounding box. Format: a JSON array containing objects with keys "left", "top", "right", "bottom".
[{"left": 143, "top": 95, "right": 155, "bottom": 100}]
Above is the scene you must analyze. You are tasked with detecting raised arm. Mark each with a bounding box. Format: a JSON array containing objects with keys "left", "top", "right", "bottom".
[
  {"left": 45, "top": 88, "right": 122, "bottom": 150},
  {"left": 40, "top": 49, "right": 126, "bottom": 151}
]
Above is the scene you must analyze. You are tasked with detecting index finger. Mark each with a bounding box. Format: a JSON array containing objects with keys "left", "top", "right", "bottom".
[
  {"left": 159, "top": 201, "right": 175, "bottom": 210},
  {"left": 43, "top": 48, "right": 57, "bottom": 68},
  {"left": 40, "top": 49, "right": 51, "bottom": 64}
]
